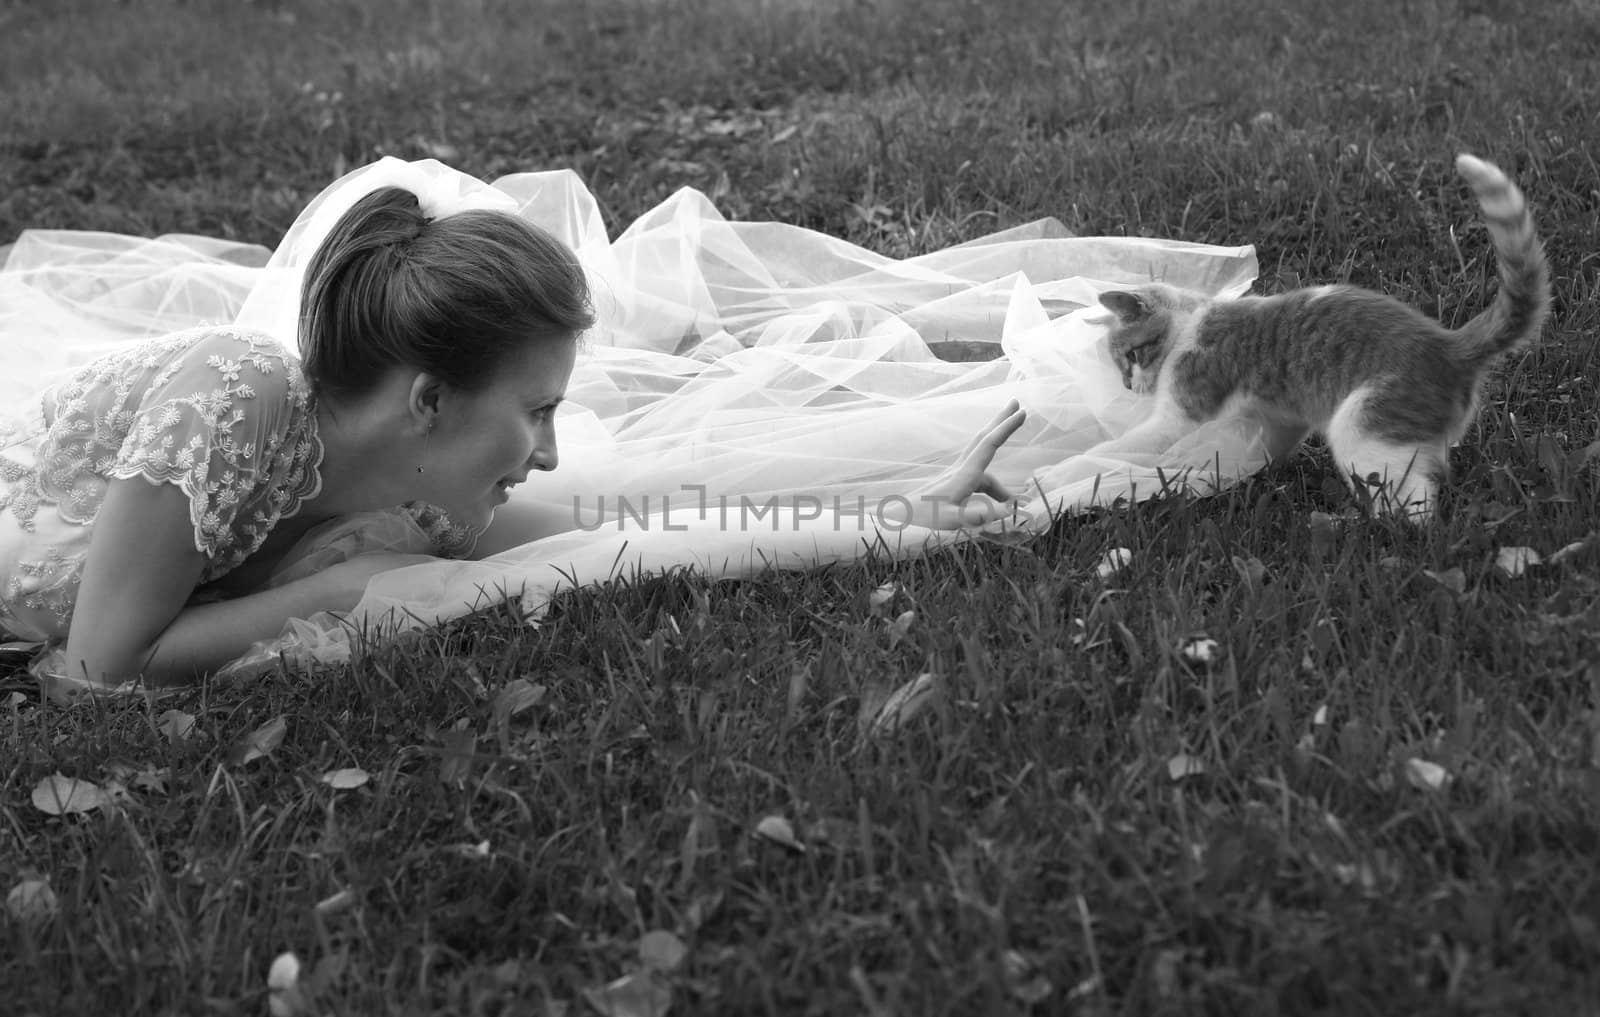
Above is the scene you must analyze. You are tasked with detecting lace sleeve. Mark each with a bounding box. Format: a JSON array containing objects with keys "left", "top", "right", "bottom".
[{"left": 105, "top": 330, "right": 318, "bottom": 561}]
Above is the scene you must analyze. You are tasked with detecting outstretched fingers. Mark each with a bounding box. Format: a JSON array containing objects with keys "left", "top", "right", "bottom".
[{"left": 959, "top": 399, "right": 1026, "bottom": 470}]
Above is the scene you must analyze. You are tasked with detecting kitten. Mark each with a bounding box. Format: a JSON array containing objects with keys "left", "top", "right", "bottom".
[{"left": 1089, "top": 153, "right": 1549, "bottom": 520}]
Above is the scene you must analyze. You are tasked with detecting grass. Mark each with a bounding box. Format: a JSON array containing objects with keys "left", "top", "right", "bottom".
[{"left": 4, "top": 0, "right": 1600, "bottom": 1013}]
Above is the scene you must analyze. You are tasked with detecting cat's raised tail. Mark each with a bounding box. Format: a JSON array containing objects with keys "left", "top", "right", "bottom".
[{"left": 1453, "top": 153, "right": 1550, "bottom": 363}]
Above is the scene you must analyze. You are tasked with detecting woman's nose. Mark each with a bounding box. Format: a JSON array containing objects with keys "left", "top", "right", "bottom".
[{"left": 529, "top": 432, "right": 559, "bottom": 472}]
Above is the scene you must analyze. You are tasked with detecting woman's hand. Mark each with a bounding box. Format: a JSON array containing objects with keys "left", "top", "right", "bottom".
[{"left": 889, "top": 398, "right": 1028, "bottom": 529}]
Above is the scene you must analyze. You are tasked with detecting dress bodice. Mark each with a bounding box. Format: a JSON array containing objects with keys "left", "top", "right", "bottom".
[{"left": 0, "top": 326, "right": 324, "bottom": 640}]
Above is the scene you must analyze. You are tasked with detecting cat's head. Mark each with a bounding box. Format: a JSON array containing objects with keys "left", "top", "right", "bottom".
[{"left": 1098, "top": 284, "right": 1200, "bottom": 393}]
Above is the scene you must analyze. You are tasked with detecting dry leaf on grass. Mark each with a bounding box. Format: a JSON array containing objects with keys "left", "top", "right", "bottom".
[
  {"left": 885, "top": 609, "right": 916, "bottom": 650},
  {"left": 314, "top": 889, "right": 357, "bottom": 916},
  {"left": 438, "top": 723, "right": 478, "bottom": 787},
  {"left": 1548, "top": 539, "right": 1590, "bottom": 565},
  {"left": 1166, "top": 754, "right": 1206, "bottom": 781},
  {"left": 1180, "top": 637, "right": 1221, "bottom": 665},
  {"left": 1231, "top": 555, "right": 1268, "bottom": 591},
  {"left": 320, "top": 768, "right": 370, "bottom": 790},
  {"left": 638, "top": 929, "right": 688, "bottom": 973},
  {"left": 1422, "top": 568, "right": 1466, "bottom": 594},
  {"left": 267, "top": 951, "right": 308, "bottom": 1017},
  {"left": 1494, "top": 546, "right": 1542, "bottom": 578},
  {"left": 1001, "top": 949, "right": 1054, "bottom": 1004},
  {"left": 868, "top": 582, "right": 899, "bottom": 611},
  {"left": 493, "top": 678, "right": 547, "bottom": 723},
  {"left": 6, "top": 879, "right": 58, "bottom": 927},
  {"left": 754, "top": 815, "right": 805, "bottom": 852},
  {"left": 1095, "top": 547, "right": 1133, "bottom": 579},
  {"left": 870, "top": 672, "right": 940, "bottom": 738},
  {"left": 582, "top": 970, "right": 672, "bottom": 1017},
  {"left": 228, "top": 716, "right": 287, "bottom": 766},
  {"left": 156, "top": 709, "right": 196, "bottom": 744},
  {"left": 31, "top": 774, "right": 110, "bottom": 815},
  {"left": 1404, "top": 758, "right": 1450, "bottom": 792}
]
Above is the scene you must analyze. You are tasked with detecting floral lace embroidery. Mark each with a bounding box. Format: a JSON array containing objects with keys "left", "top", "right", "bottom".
[
  {"left": 0, "top": 327, "right": 324, "bottom": 630},
  {"left": 3, "top": 543, "right": 77, "bottom": 628},
  {"left": 0, "top": 327, "right": 486, "bottom": 641},
  {"left": 0, "top": 454, "right": 42, "bottom": 530}
]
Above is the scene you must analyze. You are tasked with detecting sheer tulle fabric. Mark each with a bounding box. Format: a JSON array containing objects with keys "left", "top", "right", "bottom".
[{"left": 1, "top": 158, "right": 1271, "bottom": 677}]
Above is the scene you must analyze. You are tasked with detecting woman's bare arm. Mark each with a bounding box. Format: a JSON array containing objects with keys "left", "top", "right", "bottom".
[{"left": 64, "top": 478, "right": 416, "bottom": 687}]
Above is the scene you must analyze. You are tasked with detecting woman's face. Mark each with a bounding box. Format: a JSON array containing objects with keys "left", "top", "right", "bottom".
[{"left": 420, "top": 337, "right": 578, "bottom": 532}]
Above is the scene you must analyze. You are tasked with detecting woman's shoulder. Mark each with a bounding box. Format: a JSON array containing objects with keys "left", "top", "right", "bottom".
[
  {"left": 105, "top": 325, "right": 310, "bottom": 404},
  {"left": 163, "top": 325, "right": 302, "bottom": 375}
]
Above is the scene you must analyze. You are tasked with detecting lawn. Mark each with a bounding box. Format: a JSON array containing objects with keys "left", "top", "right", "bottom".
[{"left": 3, "top": 0, "right": 1600, "bottom": 1014}]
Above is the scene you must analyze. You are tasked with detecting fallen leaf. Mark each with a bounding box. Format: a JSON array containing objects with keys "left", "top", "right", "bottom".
[
  {"left": 1001, "top": 949, "right": 1054, "bottom": 1004},
  {"left": 314, "top": 889, "right": 357, "bottom": 916},
  {"left": 754, "top": 815, "right": 805, "bottom": 852},
  {"left": 868, "top": 582, "right": 899, "bottom": 611},
  {"left": 1166, "top": 753, "right": 1206, "bottom": 781},
  {"left": 1180, "top": 637, "right": 1221, "bottom": 665},
  {"left": 320, "top": 768, "right": 370, "bottom": 790},
  {"left": 582, "top": 970, "right": 672, "bottom": 1017},
  {"left": 157, "top": 709, "right": 197, "bottom": 744},
  {"left": 493, "top": 679, "right": 547, "bottom": 723},
  {"left": 784, "top": 667, "right": 809, "bottom": 719},
  {"left": 1308, "top": 511, "right": 1337, "bottom": 558},
  {"left": 1231, "top": 555, "right": 1268, "bottom": 591},
  {"left": 1332, "top": 861, "right": 1378, "bottom": 893},
  {"left": 31, "top": 774, "right": 110, "bottom": 815},
  {"left": 131, "top": 766, "right": 170, "bottom": 795},
  {"left": 228, "top": 716, "right": 288, "bottom": 766},
  {"left": 1548, "top": 539, "right": 1589, "bottom": 565},
  {"left": 1404, "top": 757, "right": 1450, "bottom": 792},
  {"left": 1422, "top": 567, "right": 1466, "bottom": 594},
  {"left": 438, "top": 724, "right": 478, "bottom": 787},
  {"left": 268, "top": 951, "right": 300, "bottom": 988},
  {"left": 1152, "top": 947, "right": 1184, "bottom": 1000},
  {"left": 886, "top": 609, "right": 916, "bottom": 649},
  {"left": 638, "top": 929, "right": 688, "bottom": 973},
  {"left": 267, "top": 951, "right": 308, "bottom": 1017},
  {"left": 1493, "top": 546, "right": 1541, "bottom": 578},
  {"left": 870, "top": 672, "right": 940, "bottom": 737},
  {"left": 492, "top": 959, "right": 524, "bottom": 986},
  {"left": 802, "top": 816, "right": 863, "bottom": 853},
  {"left": 6, "top": 879, "right": 58, "bottom": 927},
  {"left": 1095, "top": 547, "right": 1133, "bottom": 579}
]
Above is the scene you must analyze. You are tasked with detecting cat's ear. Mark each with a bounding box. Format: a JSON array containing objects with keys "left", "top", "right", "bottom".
[{"left": 1098, "top": 290, "right": 1151, "bottom": 322}]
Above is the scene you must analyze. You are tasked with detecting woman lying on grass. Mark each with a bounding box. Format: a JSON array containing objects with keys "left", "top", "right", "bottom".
[{"left": 0, "top": 185, "right": 1025, "bottom": 692}]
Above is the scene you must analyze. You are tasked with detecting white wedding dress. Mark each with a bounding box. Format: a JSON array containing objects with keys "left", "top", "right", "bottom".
[{"left": 0, "top": 158, "right": 1271, "bottom": 676}]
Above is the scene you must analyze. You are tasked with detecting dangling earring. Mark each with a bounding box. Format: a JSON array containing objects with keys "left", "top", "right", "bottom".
[{"left": 417, "top": 423, "right": 433, "bottom": 474}]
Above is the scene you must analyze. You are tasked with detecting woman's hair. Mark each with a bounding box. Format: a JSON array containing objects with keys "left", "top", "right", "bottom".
[{"left": 299, "top": 186, "right": 594, "bottom": 398}]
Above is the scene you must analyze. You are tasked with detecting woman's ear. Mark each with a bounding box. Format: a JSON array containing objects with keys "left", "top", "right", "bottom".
[{"left": 406, "top": 372, "right": 444, "bottom": 432}]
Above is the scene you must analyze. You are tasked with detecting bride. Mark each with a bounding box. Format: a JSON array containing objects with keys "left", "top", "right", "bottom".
[{"left": 0, "top": 157, "right": 1270, "bottom": 689}]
